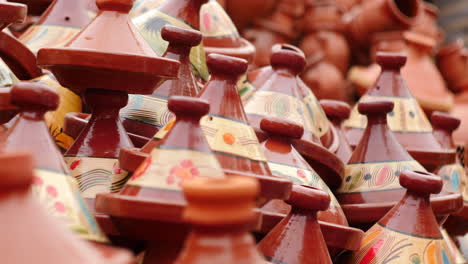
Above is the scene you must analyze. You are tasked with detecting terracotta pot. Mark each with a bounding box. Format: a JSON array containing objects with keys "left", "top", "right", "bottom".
[
  {"left": 224, "top": 0, "right": 275, "bottom": 32},
  {"left": 347, "top": 0, "right": 421, "bottom": 47},
  {"left": 437, "top": 39, "right": 468, "bottom": 94},
  {"left": 175, "top": 177, "right": 265, "bottom": 263},
  {"left": 411, "top": 2, "right": 443, "bottom": 43},
  {"left": 345, "top": 170, "right": 458, "bottom": 263},
  {"left": 302, "top": 1, "right": 346, "bottom": 33},
  {"left": 243, "top": 28, "right": 290, "bottom": 68},
  {"left": 335, "top": 0, "right": 361, "bottom": 11},
  {"left": 344, "top": 52, "right": 455, "bottom": 169},
  {"left": 258, "top": 186, "right": 333, "bottom": 263}
]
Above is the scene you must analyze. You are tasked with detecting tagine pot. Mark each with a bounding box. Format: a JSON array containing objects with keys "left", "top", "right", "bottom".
[
  {"left": 437, "top": 39, "right": 468, "bottom": 94},
  {"left": 411, "top": 2, "right": 443, "bottom": 44},
  {"left": 223, "top": 0, "right": 275, "bottom": 32},
  {"left": 344, "top": 52, "right": 455, "bottom": 170}
]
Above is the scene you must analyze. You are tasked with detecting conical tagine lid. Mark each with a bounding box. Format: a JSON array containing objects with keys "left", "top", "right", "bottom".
[
  {"left": 344, "top": 52, "right": 454, "bottom": 168},
  {"left": 347, "top": 170, "right": 455, "bottom": 264},
  {"left": 2, "top": 81, "right": 108, "bottom": 243}
]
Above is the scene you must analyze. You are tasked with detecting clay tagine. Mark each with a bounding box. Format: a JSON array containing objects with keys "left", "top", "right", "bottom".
[
  {"left": 0, "top": 151, "right": 134, "bottom": 264},
  {"left": 344, "top": 52, "right": 455, "bottom": 169},
  {"left": 200, "top": 0, "right": 256, "bottom": 63},
  {"left": 240, "top": 44, "right": 344, "bottom": 189},
  {"left": 258, "top": 185, "right": 333, "bottom": 264},
  {"left": 2, "top": 82, "right": 108, "bottom": 244},
  {"left": 132, "top": 0, "right": 210, "bottom": 82},
  {"left": 345, "top": 170, "right": 457, "bottom": 264},
  {"left": 153, "top": 53, "right": 292, "bottom": 200},
  {"left": 37, "top": 0, "right": 180, "bottom": 206},
  {"left": 437, "top": 39, "right": 468, "bottom": 94},
  {"left": 175, "top": 176, "right": 265, "bottom": 264},
  {"left": 339, "top": 100, "right": 462, "bottom": 227},
  {"left": 120, "top": 25, "right": 202, "bottom": 141}
]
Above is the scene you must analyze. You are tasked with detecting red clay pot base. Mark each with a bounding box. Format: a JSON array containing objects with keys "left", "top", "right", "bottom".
[{"left": 344, "top": 52, "right": 455, "bottom": 168}]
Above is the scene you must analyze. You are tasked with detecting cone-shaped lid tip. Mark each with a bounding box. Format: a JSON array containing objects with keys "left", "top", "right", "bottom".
[
  {"left": 0, "top": 2, "right": 27, "bottom": 25},
  {"left": 358, "top": 100, "right": 394, "bottom": 116},
  {"left": 286, "top": 185, "right": 330, "bottom": 211},
  {"left": 270, "top": 44, "right": 306, "bottom": 75},
  {"left": 260, "top": 117, "right": 304, "bottom": 139},
  {"left": 168, "top": 96, "right": 209, "bottom": 118},
  {"left": 399, "top": 170, "right": 442, "bottom": 195},
  {"left": 11, "top": 82, "right": 59, "bottom": 111},
  {"left": 207, "top": 53, "right": 248, "bottom": 77},
  {"left": 162, "top": 25, "right": 202, "bottom": 48},
  {"left": 96, "top": 0, "right": 134, "bottom": 13},
  {"left": 183, "top": 177, "right": 259, "bottom": 225},
  {"left": 320, "top": 99, "right": 351, "bottom": 121},
  {"left": 376, "top": 52, "right": 407, "bottom": 70},
  {"left": 0, "top": 152, "right": 34, "bottom": 188},
  {"left": 430, "top": 111, "right": 460, "bottom": 132}
]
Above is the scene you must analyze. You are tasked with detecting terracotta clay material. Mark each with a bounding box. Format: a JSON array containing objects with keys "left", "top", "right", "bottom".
[
  {"left": 346, "top": 170, "right": 458, "bottom": 263},
  {"left": 121, "top": 25, "right": 202, "bottom": 140},
  {"left": 0, "top": 1, "right": 26, "bottom": 30},
  {"left": 452, "top": 92, "right": 468, "bottom": 146},
  {"left": 258, "top": 186, "right": 334, "bottom": 264},
  {"left": 437, "top": 39, "right": 468, "bottom": 94},
  {"left": 243, "top": 28, "right": 290, "bottom": 68},
  {"left": 339, "top": 100, "right": 462, "bottom": 227},
  {"left": 224, "top": 0, "right": 275, "bottom": 31},
  {"left": 301, "top": 1, "right": 346, "bottom": 33},
  {"left": 344, "top": 52, "right": 455, "bottom": 169},
  {"left": 411, "top": 2, "right": 443, "bottom": 43},
  {"left": 241, "top": 44, "right": 344, "bottom": 189}
]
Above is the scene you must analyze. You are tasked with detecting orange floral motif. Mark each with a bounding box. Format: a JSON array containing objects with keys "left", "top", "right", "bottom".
[
  {"left": 223, "top": 133, "right": 236, "bottom": 145},
  {"left": 167, "top": 160, "right": 200, "bottom": 186},
  {"left": 297, "top": 170, "right": 306, "bottom": 179}
]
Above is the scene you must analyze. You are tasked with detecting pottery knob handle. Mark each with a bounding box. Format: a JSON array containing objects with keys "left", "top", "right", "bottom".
[
  {"left": 162, "top": 25, "right": 202, "bottom": 48},
  {"left": 320, "top": 99, "right": 351, "bottom": 121},
  {"left": 168, "top": 96, "right": 209, "bottom": 119},
  {"left": 430, "top": 111, "right": 460, "bottom": 132},
  {"left": 376, "top": 52, "right": 407, "bottom": 70},
  {"left": 183, "top": 177, "right": 259, "bottom": 225},
  {"left": 96, "top": 0, "right": 133, "bottom": 13},
  {"left": 207, "top": 53, "right": 248, "bottom": 78},
  {"left": 358, "top": 100, "right": 394, "bottom": 117},
  {"left": 0, "top": 152, "right": 34, "bottom": 188},
  {"left": 270, "top": 44, "right": 306, "bottom": 75},
  {"left": 399, "top": 170, "right": 442, "bottom": 195},
  {"left": 260, "top": 117, "right": 304, "bottom": 139},
  {"left": 10, "top": 81, "right": 59, "bottom": 111},
  {"left": 286, "top": 185, "right": 330, "bottom": 212}
]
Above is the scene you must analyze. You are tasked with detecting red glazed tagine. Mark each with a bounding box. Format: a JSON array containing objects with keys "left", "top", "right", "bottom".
[
  {"left": 132, "top": 0, "right": 210, "bottom": 82},
  {"left": 1, "top": 82, "right": 111, "bottom": 247},
  {"left": 240, "top": 44, "right": 344, "bottom": 189},
  {"left": 257, "top": 117, "right": 363, "bottom": 256},
  {"left": 120, "top": 25, "right": 202, "bottom": 140},
  {"left": 338, "top": 100, "right": 462, "bottom": 227},
  {"left": 154, "top": 53, "right": 292, "bottom": 200},
  {"left": 37, "top": 0, "right": 180, "bottom": 207},
  {"left": 0, "top": 152, "right": 134, "bottom": 264},
  {"left": 258, "top": 185, "right": 333, "bottom": 264},
  {"left": 344, "top": 52, "right": 454, "bottom": 169},
  {"left": 345, "top": 170, "right": 456, "bottom": 264},
  {"left": 199, "top": 0, "right": 255, "bottom": 63},
  {"left": 175, "top": 176, "right": 266, "bottom": 264}
]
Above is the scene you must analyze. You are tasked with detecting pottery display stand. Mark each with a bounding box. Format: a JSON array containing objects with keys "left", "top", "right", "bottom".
[
  {"left": 121, "top": 25, "right": 203, "bottom": 141},
  {"left": 241, "top": 44, "right": 344, "bottom": 189},
  {"left": 344, "top": 52, "right": 455, "bottom": 171},
  {"left": 338, "top": 100, "right": 462, "bottom": 228},
  {"left": 257, "top": 116, "right": 363, "bottom": 256},
  {"left": 37, "top": 0, "right": 180, "bottom": 209}
]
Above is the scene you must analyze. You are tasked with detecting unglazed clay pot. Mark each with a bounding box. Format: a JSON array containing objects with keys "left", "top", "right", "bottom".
[
  {"left": 258, "top": 185, "right": 333, "bottom": 264},
  {"left": 0, "top": 151, "right": 134, "bottom": 264},
  {"left": 37, "top": 0, "right": 180, "bottom": 208},
  {"left": 301, "top": 1, "right": 346, "bottom": 34},
  {"left": 243, "top": 28, "right": 290, "bottom": 68},
  {"left": 338, "top": 100, "right": 462, "bottom": 227},
  {"left": 240, "top": 44, "right": 344, "bottom": 189},
  {"left": 452, "top": 92, "right": 468, "bottom": 146},
  {"left": 344, "top": 52, "right": 455, "bottom": 169},
  {"left": 175, "top": 177, "right": 265, "bottom": 264},
  {"left": 437, "top": 39, "right": 468, "bottom": 93},
  {"left": 200, "top": 0, "right": 255, "bottom": 63},
  {"left": 345, "top": 170, "right": 457, "bottom": 264},
  {"left": 320, "top": 100, "right": 353, "bottom": 163},
  {"left": 132, "top": 0, "right": 210, "bottom": 82},
  {"left": 121, "top": 25, "right": 202, "bottom": 140},
  {"left": 346, "top": 0, "right": 420, "bottom": 47},
  {"left": 411, "top": 2, "right": 443, "bottom": 44},
  {"left": 224, "top": 0, "right": 275, "bottom": 31}
]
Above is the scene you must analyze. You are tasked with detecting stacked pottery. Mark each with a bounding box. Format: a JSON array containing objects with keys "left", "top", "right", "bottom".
[
  {"left": 241, "top": 44, "right": 344, "bottom": 189},
  {"left": 0, "top": 152, "right": 134, "bottom": 264},
  {"left": 37, "top": 0, "right": 180, "bottom": 209},
  {"left": 132, "top": 0, "right": 210, "bottom": 82},
  {"left": 338, "top": 100, "right": 462, "bottom": 228},
  {"left": 258, "top": 117, "right": 363, "bottom": 256},
  {"left": 344, "top": 52, "right": 454, "bottom": 171},
  {"left": 223, "top": 0, "right": 275, "bottom": 32}
]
